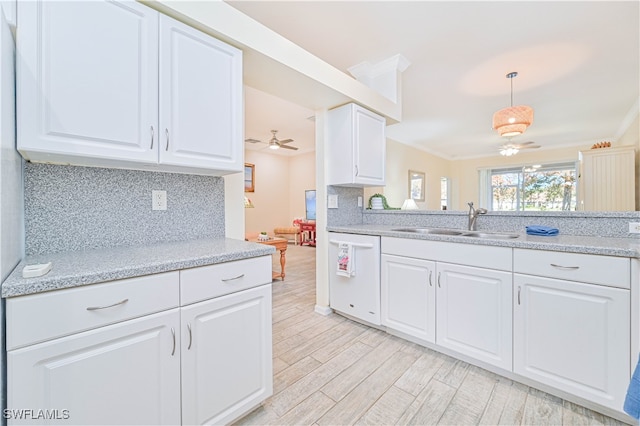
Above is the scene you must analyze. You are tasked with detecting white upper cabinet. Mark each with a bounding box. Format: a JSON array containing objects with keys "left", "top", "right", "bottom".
[
  {"left": 327, "top": 103, "right": 386, "bottom": 187},
  {"left": 17, "top": 0, "right": 243, "bottom": 175},
  {"left": 17, "top": 1, "right": 158, "bottom": 166},
  {"left": 159, "top": 15, "right": 242, "bottom": 173}
]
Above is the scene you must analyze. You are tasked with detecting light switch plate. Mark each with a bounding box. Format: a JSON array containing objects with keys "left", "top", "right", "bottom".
[
  {"left": 629, "top": 222, "right": 640, "bottom": 233},
  {"left": 328, "top": 194, "right": 338, "bottom": 209}
]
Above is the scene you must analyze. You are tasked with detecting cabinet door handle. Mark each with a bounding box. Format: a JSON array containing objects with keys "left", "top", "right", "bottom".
[
  {"left": 517, "top": 286, "right": 521, "bottom": 305},
  {"left": 428, "top": 270, "right": 432, "bottom": 287},
  {"left": 170, "top": 327, "right": 176, "bottom": 356},
  {"left": 187, "top": 323, "right": 193, "bottom": 350},
  {"left": 86, "top": 298, "right": 129, "bottom": 311},
  {"left": 355, "top": 165, "right": 359, "bottom": 176},
  {"left": 165, "top": 128, "right": 170, "bottom": 151},
  {"left": 550, "top": 263, "right": 579, "bottom": 270},
  {"left": 150, "top": 126, "right": 154, "bottom": 149},
  {"left": 437, "top": 272, "right": 441, "bottom": 288},
  {"left": 221, "top": 274, "right": 244, "bottom": 282}
]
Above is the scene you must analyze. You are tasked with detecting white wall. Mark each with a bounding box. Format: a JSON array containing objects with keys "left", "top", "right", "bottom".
[
  {"left": 288, "top": 151, "right": 316, "bottom": 219},
  {"left": 365, "top": 138, "right": 621, "bottom": 212},
  {"left": 244, "top": 150, "right": 316, "bottom": 236},
  {"left": 364, "top": 139, "right": 451, "bottom": 210}
]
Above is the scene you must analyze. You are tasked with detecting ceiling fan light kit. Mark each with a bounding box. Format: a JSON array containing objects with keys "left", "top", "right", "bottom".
[
  {"left": 245, "top": 130, "right": 298, "bottom": 151},
  {"left": 492, "top": 71, "right": 534, "bottom": 137},
  {"left": 499, "top": 146, "right": 519, "bottom": 156}
]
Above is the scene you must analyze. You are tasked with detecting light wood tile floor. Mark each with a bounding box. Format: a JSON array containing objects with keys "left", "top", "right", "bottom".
[{"left": 236, "top": 244, "right": 629, "bottom": 425}]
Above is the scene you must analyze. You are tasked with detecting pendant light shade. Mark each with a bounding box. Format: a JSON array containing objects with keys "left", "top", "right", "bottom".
[{"left": 493, "top": 72, "right": 533, "bottom": 137}]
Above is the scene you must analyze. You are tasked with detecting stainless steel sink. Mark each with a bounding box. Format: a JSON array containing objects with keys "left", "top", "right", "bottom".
[
  {"left": 462, "top": 232, "right": 519, "bottom": 239},
  {"left": 391, "top": 228, "right": 519, "bottom": 239},
  {"left": 391, "top": 228, "right": 465, "bottom": 236}
]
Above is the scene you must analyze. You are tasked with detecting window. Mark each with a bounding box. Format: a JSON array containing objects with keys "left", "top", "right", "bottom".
[
  {"left": 440, "top": 177, "right": 449, "bottom": 210},
  {"left": 480, "top": 162, "right": 577, "bottom": 211}
]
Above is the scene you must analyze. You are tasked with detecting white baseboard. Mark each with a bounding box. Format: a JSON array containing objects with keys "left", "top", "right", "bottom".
[{"left": 314, "top": 305, "right": 332, "bottom": 316}]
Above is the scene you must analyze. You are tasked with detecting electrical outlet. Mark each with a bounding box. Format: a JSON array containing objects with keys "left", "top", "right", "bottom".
[
  {"left": 152, "top": 190, "right": 167, "bottom": 211},
  {"left": 629, "top": 222, "right": 640, "bottom": 233},
  {"left": 357, "top": 196, "right": 363, "bottom": 207}
]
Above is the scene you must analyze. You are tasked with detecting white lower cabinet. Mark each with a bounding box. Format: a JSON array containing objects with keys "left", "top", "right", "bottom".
[
  {"left": 380, "top": 237, "right": 512, "bottom": 370},
  {"left": 513, "top": 274, "right": 630, "bottom": 410},
  {"left": 6, "top": 257, "right": 273, "bottom": 425},
  {"left": 181, "top": 285, "right": 273, "bottom": 425},
  {"left": 381, "top": 254, "right": 435, "bottom": 343},
  {"left": 8, "top": 309, "right": 182, "bottom": 425},
  {"left": 436, "top": 262, "right": 512, "bottom": 370},
  {"left": 376, "top": 238, "right": 635, "bottom": 419}
]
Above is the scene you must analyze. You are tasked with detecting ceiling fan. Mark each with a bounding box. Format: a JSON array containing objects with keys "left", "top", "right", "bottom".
[
  {"left": 498, "top": 141, "right": 540, "bottom": 156},
  {"left": 245, "top": 130, "right": 298, "bottom": 150}
]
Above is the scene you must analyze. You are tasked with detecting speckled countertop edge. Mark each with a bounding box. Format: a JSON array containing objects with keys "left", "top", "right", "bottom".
[
  {"left": 327, "top": 225, "right": 640, "bottom": 258},
  {"left": 2, "top": 238, "right": 276, "bottom": 298}
]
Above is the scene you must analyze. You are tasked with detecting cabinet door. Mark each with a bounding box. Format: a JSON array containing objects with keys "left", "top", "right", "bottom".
[
  {"left": 381, "top": 254, "right": 435, "bottom": 343},
  {"left": 353, "top": 105, "right": 386, "bottom": 185},
  {"left": 159, "top": 15, "right": 243, "bottom": 173},
  {"left": 17, "top": 1, "right": 158, "bottom": 166},
  {"left": 513, "top": 274, "right": 630, "bottom": 410},
  {"left": 181, "top": 284, "right": 273, "bottom": 425},
  {"left": 436, "top": 263, "right": 512, "bottom": 370},
  {"left": 7, "top": 309, "right": 181, "bottom": 425}
]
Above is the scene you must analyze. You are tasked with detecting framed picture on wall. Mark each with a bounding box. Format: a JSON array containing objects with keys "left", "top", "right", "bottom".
[{"left": 244, "top": 163, "right": 255, "bottom": 192}]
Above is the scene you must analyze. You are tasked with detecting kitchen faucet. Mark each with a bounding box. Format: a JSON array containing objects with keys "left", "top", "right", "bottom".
[{"left": 467, "top": 202, "right": 488, "bottom": 231}]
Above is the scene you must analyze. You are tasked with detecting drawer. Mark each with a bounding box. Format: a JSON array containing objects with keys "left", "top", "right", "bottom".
[
  {"left": 513, "top": 249, "right": 630, "bottom": 288},
  {"left": 382, "top": 237, "right": 512, "bottom": 271},
  {"left": 6, "top": 271, "right": 180, "bottom": 350},
  {"left": 180, "top": 256, "right": 272, "bottom": 305}
]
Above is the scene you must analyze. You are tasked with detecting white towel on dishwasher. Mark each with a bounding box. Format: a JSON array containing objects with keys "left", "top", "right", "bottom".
[{"left": 337, "top": 242, "right": 355, "bottom": 277}]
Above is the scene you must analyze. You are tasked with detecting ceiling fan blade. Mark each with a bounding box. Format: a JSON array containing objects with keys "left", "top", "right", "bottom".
[
  {"left": 245, "top": 138, "right": 263, "bottom": 144},
  {"left": 279, "top": 144, "right": 298, "bottom": 150},
  {"left": 278, "top": 138, "right": 294, "bottom": 144},
  {"left": 521, "top": 145, "right": 541, "bottom": 149}
]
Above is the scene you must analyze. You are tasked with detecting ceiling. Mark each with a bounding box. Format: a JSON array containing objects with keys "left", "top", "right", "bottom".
[{"left": 235, "top": 1, "right": 639, "bottom": 160}]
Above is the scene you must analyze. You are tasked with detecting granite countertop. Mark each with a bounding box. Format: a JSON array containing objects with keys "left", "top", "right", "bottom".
[
  {"left": 2, "top": 238, "right": 276, "bottom": 298},
  {"left": 327, "top": 224, "right": 640, "bottom": 258}
]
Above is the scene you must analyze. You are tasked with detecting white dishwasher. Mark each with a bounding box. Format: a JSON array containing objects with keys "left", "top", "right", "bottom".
[{"left": 328, "top": 232, "right": 381, "bottom": 326}]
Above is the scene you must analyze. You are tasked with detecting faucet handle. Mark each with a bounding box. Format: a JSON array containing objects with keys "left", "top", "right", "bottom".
[{"left": 467, "top": 201, "right": 474, "bottom": 208}]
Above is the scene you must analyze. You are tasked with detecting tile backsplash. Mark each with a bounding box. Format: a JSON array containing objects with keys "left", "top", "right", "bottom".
[{"left": 24, "top": 163, "right": 225, "bottom": 255}]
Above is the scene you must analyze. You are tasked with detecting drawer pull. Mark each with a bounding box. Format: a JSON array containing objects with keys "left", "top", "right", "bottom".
[
  {"left": 187, "top": 323, "right": 193, "bottom": 350},
  {"left": 221, "top": 274, "right": 245, "bottom": 282},
  {"left": 86, "top": 298, "right": 129, "bottom": 311},
  {"left": 518, "top": 286, "right": 521, "bottom": 305},
  {"left": 550, "top": 263, "right": 579, "bottom": 270},
  {"left": 171, "top": 327, "right": 176, "bottom": 356},
  {"left": 150, "top": 125, "right": 154, "bottom": 149}
]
